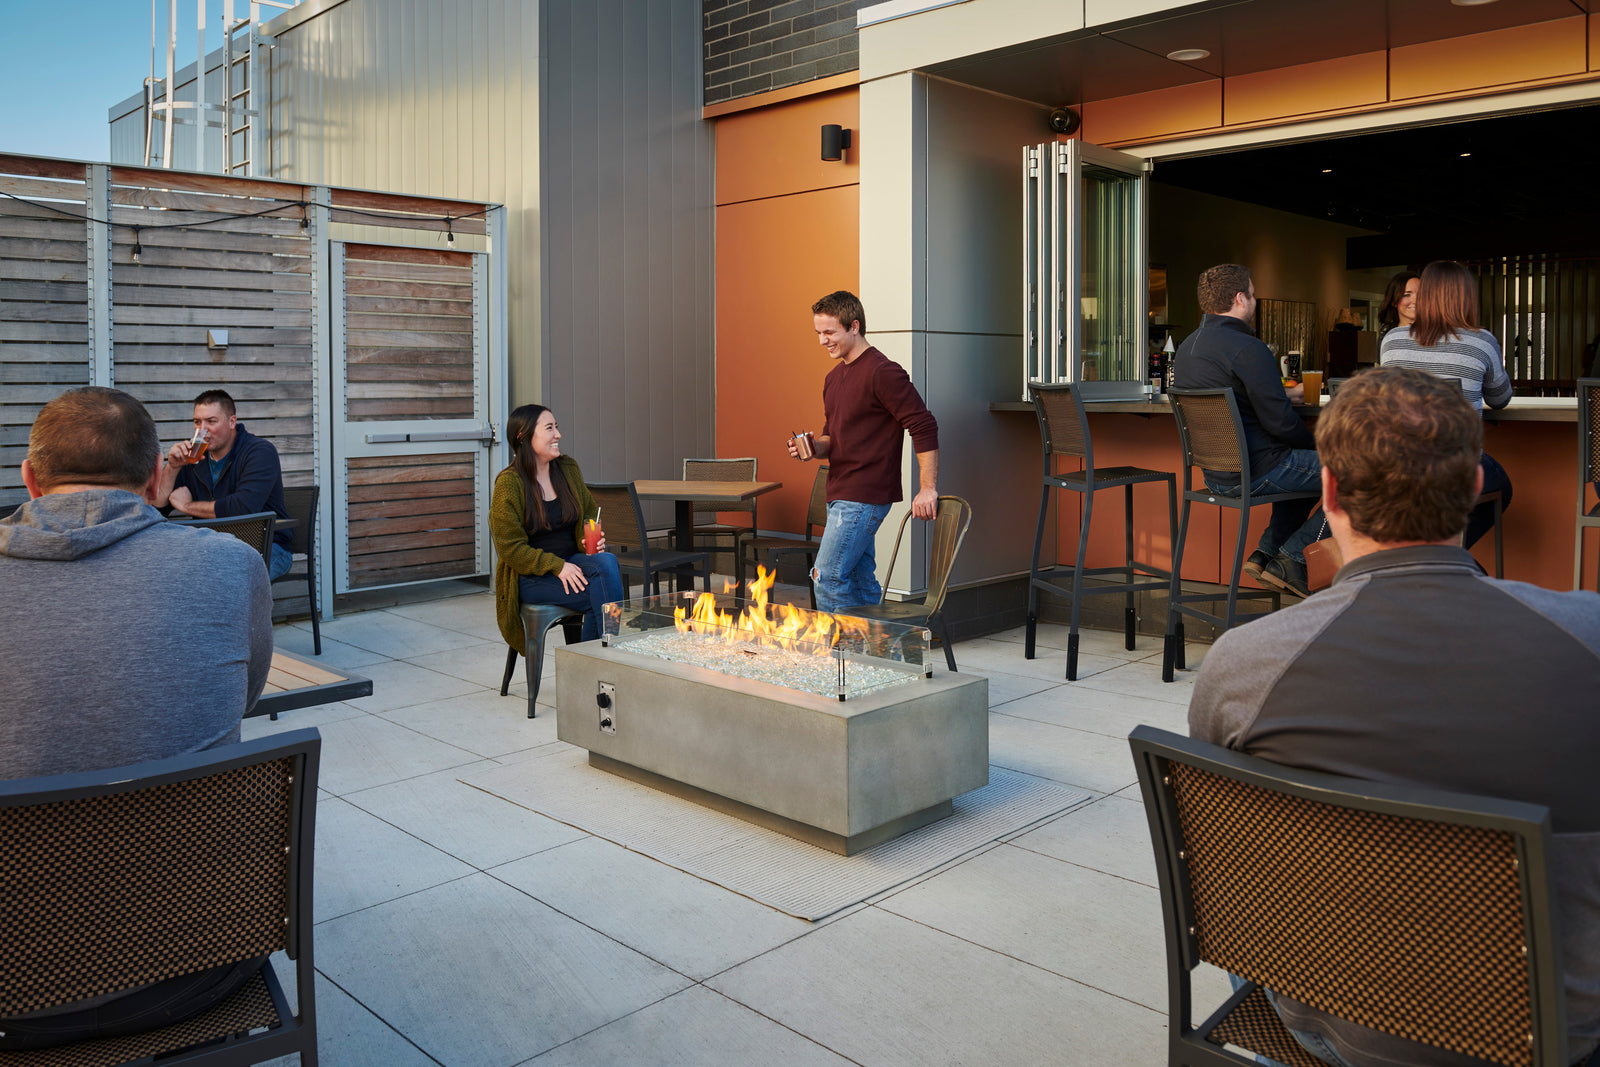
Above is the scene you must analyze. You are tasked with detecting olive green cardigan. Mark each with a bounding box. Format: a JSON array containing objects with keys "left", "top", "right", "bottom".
[{"left": 491, "top": 457, "right": 599, "bottom": 651}]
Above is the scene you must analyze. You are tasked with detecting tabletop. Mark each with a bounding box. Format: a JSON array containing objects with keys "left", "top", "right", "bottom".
[
  {"left": 250, "top": 649, "right": 372, "bottom": 720},
  {"left": 633, "top": 479, "right": 783, "bottom": 503}
]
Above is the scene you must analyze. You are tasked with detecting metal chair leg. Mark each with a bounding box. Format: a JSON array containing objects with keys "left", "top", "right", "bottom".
[{"left": 500, "top": 646, "right": 518, "bottom": 696}]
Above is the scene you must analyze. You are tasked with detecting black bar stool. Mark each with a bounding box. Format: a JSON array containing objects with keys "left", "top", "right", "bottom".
[
  {"left": 1162, "top": 389, "right": 1320, "bottom": 682},
  {"left": 1026, "top": 383, "right": 1177, "bottom": 681}
]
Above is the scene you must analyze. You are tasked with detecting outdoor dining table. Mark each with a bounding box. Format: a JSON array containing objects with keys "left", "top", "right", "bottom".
[
  {"left": 250, "top": 649, "right": 371, "bottom": 720},
  {"left": 632, "top": 478, "right": 783, "bottom": 591}
]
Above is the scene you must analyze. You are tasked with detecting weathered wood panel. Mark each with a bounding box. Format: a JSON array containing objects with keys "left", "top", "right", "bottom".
[{"left": 346, "top": 453, "right": 478, "bottom": 587}]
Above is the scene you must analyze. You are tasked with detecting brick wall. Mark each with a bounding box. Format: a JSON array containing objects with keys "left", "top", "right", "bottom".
[{"left": 704, "top": 1, "right": 866, "bottom": 106}]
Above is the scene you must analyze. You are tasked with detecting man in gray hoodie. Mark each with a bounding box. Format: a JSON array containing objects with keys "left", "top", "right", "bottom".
[{"left": 0, "top": 386, "right": 274, "bottom": 1049}]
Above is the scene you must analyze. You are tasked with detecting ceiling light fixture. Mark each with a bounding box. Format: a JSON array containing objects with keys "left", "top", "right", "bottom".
[
  {"left": 1321, "top": 168, "right": 1333, "bottom": 173},
  {"left": 1450, "top": 0, "right": 1500, "bottom": 6},
  {"left": 1166, "top": 48, "right": 1211, "bottom": 62},
  {"left": 1459, "top": 152, "right": 1472, "bottom": 158}
]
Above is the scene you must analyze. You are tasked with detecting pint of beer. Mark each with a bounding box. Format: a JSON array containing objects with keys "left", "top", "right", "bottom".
[{"left": 184, "top": 427, "right": 210, "bottom": 464}]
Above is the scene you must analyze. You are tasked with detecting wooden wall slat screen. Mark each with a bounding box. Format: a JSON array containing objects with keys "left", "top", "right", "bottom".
[
  {"left": 343, "top": 243, "right": 476, "bottom": 422},
  {"left": 0, "top": 165, "right": 91, "bottom": 506},
  {"left": 1471, "top": 256, "right": 1600, "bottom": 396},
  {"left": 108, "top": 175, "right": 317, "bottom": 484},
  {"left": 346, "top": 452, "right": 478, "bottom": 587}
]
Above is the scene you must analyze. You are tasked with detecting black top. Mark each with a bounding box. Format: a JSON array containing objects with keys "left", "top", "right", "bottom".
[
  {"left": 1172, "top": 313, "right": 1315, "bottom": 485},
  {"left": 527, "top": 496, "right": 576, "bottom": 560}
]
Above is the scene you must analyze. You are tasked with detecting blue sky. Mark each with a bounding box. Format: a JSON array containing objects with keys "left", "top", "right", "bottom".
[{"left": 0, "top": 1, "right": 218, "bottom": 162}]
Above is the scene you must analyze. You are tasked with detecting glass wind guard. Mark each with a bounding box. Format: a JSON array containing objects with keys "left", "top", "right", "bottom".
[{"left": 601, "top": 591, "right": 933, "bottom": 701}]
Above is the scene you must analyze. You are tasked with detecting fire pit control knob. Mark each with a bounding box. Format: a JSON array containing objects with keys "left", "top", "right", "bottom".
[{"left": 597, "top": 692, "right": 613, "bottom": 709}]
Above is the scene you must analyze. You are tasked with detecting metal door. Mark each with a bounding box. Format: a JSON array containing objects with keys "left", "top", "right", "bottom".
[
  {"left": 329, "top": 242, "right": 500, "bottom": 591},
  {"left": 1023, "top": 140, "right": 1149, "bottom": 398}
]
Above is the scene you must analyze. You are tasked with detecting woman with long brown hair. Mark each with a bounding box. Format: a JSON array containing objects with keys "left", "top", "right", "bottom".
[
  {"left": 1378, "top": 260, "right": 1513, "bottom": 548},
  {"left": 490, "top": 404, "right": 622, "bottom": 653},
  {"left": 1376, "top": 270, "right": 1418, "bottom": 336}
]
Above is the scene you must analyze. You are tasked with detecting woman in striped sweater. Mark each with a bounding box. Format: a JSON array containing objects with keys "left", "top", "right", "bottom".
[{"left": 1379, "top": 260, "right": 1513, "bottom": 548}]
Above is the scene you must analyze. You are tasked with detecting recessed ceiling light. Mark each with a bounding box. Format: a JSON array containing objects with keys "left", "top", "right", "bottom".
[
  {"left": 1450, "top": 0, "right": 1500, "bottom": 6},
  {"left": 1166, "top": 48, "right": 1211, "bottom": 62},
  {"left": 1459, "top": 151, "right": 1472, "bottom": 157},
  {"left": 1321, "top": 168, "right": 1333, "bottom": 173}
]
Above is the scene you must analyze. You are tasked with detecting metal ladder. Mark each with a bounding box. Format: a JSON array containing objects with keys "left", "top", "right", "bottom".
[{"left": 144, "top": 0, "right": 300, "bottom": 175}]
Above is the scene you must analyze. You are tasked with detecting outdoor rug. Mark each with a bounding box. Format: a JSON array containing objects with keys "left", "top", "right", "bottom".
[{"left": 460, "top": 747, "right": 1090, "bottom": 920}]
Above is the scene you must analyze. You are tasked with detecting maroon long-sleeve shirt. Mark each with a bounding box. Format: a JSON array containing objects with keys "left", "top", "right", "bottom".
[{"left": 820, "top": 346, "right": 939, "bottom": 505}]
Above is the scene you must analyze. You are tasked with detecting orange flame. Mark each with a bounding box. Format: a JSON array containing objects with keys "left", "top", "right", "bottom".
[{"left": 674, "top": 565, "right": 870, "bottom": 652}]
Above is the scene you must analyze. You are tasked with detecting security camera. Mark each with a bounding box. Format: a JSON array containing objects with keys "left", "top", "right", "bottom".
[{"left": 1048, "top": 107, "right": 1081, "bottom": 136}]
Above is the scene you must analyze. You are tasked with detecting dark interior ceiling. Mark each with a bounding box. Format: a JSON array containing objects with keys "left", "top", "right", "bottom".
[
  {"left": 1151, "top": 103, "right": 1600, "bottom": 266},
  {"left": 925, "top": 0, "right": 1594, "bottom": 104}
]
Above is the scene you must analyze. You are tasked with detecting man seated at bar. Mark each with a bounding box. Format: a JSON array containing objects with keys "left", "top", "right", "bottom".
[
  {"left": 1173, "top": 263, "right": 1325, "bottom": 597},
  {"left": 154, "top": 387, "right": 293, "bottom": 579},
  {"left": 0, "top": 386, "right": 273, "bottom": 1050},
  {"left": 1189, "top": 367, "right": 1600, "bottom": 1067}
]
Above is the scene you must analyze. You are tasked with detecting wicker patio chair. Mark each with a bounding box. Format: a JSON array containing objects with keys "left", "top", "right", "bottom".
[
  {"left": 1129, "top": 725, "right": 1567, "bottom": 1067},
  {"left": 0, "top": 728, "right": 321, "bottom": 1066}
]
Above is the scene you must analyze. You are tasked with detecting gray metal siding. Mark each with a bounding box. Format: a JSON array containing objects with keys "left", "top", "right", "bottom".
[
  {"left": 541, "top": 0, "right": 714, "bottom": 482},
  {"left": 237, "top": 0, "right": 712, "bottom": 483}
]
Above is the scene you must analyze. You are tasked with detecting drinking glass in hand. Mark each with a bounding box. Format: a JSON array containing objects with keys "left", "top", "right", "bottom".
[{"left": 184, "top": 427, "right": 210, "bottom": 464}]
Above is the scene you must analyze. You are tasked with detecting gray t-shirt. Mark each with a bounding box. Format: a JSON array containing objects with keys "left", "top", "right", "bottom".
[
  {"left": 0, "top": 489, "right": 273, "bottom": 780},
  {"left": 1190, "top": 545, "right": 1600, "bottom": 1067}
]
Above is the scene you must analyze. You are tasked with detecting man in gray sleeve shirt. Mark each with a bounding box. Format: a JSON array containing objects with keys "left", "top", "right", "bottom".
[
  {"left": 1189, "top": 367, "right": 1600, "bottom": 1067},
  {"left": 0, "top": 386, "right": 274, "bottom": 1049}
]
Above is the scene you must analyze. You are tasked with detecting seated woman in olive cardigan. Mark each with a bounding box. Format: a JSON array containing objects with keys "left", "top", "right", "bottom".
[{"left": 491, "top": 404, "right": 623, "bottom": 650}]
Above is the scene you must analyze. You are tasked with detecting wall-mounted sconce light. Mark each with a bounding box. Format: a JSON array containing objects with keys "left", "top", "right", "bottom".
[
  {"left": 207, "top": 329, "right": 230, "bottom": 350},
  {"left": 821, "top": 124, "right": 852, "bottom": 161}
]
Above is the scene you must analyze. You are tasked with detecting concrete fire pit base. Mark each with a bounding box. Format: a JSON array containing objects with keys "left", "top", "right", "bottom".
[{"left": 554, "top": 643, "right": 988, "bottom": 855}]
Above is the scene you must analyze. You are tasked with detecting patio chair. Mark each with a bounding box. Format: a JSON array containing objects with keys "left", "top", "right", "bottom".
[
  {"left": 0, "top": 728, "right": 321, "bottom": 1065},
  {"left": 1128, "top": 724, "right": 1567, "bottom": 1067},
  {"left": 1026, "top": 383, "right": 1176, "bottom": 680},
  {"left": 587, "top": 482, "right": 712, "bottom": 597},
  {"left": 1162, "top": 389, "right": 1316, "bottom": 681},
  {"left": 171, "top": 510, "right": 277, "bottom": 570},
  {"left": 840, "top": 495, "right": 971, "bottom": 672},
  {"left": 500, "top": 601, "right": 585, "bottom": 719},
  {"left": 736, "top": 464, "right": 828, "bottom": 603},
  {"left": 683, "top": 457, "right": 758, "bottom": 557},
  {"left": 272, "top": 485, "right": 322, "bottom": 654},
  {"left": 1575, "top": 378, "right": 1600, "bottom": 591}
]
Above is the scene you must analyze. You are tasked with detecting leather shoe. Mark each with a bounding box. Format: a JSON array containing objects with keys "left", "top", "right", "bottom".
[
  {"left": 1261, "top": 554, "right": 1311, "bottom": 599},
  {"left": 1243, "top": 549, "right": 1273, "bottom": 583}
]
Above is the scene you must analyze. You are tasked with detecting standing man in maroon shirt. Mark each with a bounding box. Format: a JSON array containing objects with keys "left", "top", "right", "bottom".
[{"left": 788, "top": 290, "right": 940, "bottom": 613}]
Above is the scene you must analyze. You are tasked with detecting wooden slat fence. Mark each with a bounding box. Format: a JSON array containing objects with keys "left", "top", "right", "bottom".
[{"left": 0, "top": 154, "right": 500, "bottom": 603}]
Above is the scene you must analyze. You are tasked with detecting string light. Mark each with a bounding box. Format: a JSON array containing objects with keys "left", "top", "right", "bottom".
[
  {"left": 445, "top": 217, "right": 455, "bottom": 247},
  {"left": 131, "top": 227, "right": 142, "bottom": 263}
]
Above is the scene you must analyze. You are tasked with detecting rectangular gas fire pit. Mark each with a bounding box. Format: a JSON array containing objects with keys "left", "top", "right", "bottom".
[{"left": 554, "top": 589, "right": 988, "bottom": 855}]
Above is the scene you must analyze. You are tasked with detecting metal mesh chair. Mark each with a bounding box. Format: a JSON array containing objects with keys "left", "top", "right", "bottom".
[
  {"left": 0, "top": 729, "right": 321, "bottom": 1067},
  {"left": 1129, "top": 724, "right": 1566, "bottom": 1067},
  {"left": 841, "top": 495, "right": 971, "bottom": 672},
  {"left": 499, "top": 602, "right": 584, "bottom": 719},
  {"left": 171, "top": 511, "right": 277, "bottom": 570},
  {"left": 1162, "top": 390, "right": 1318, "bottom": 682},
  {"left": 588, "top": 482, "right": 711, "bottom": 597},
  {"left": 736, "top": 465, "right": 829, "bottom": 603},
  {"left": 1576, "top": 379, "right": 1600, "bottom": 591},
  {"left": 683, "top": 457, "right": 758, "bottom": 556},
  {"left": 1026, "top": 384, "right": 1176, "bottom": 680},
  {"left": 272, "top": 485, "right": 322, "bottom": 654}
]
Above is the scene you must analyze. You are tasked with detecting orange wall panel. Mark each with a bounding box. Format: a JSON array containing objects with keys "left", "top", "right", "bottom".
[
  {"left": 715, "top": 89, "right": 860, "bottom": 207},
  {"left": 715, "top": 184, "right": 859, "bottom": 533},
  {"left": 1225, "top": 52, "right": 1387, "bottom": 126},
  {"left": 1391, "top": 17, "right": 1586, "bottom": 100},
  {"left": 1080, "top": 80, "right": 1221, "bottom": 146}
]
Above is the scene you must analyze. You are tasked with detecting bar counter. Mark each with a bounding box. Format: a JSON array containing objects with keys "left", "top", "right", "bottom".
[{"left": 992, "top": 394, "right": 1583, "bottom": 592}]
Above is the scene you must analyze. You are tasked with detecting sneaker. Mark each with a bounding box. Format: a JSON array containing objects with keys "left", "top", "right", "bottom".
[
  {"left": 1243, "top": 549, "right": 1273, "bottom": 583},
  {"left": 1260, "top": 554, "right": 1311, "bottom": 599}
]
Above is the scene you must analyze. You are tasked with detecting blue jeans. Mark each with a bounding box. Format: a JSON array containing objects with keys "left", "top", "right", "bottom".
[
  {"left": 1466, "top": 452, "right": 1512, "bottom": 550},
  {"left": 269, "top": 542, "right": 292, "bottom": 581},
  {"left": 1204, "top": 449, "right": 1326, "bottom": 565},
  {"left": 517, "top": 552, "right": 624, "bottom": 641},
  {"left": 812, "top": 500, "right": 891, "bottom": 613}
]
